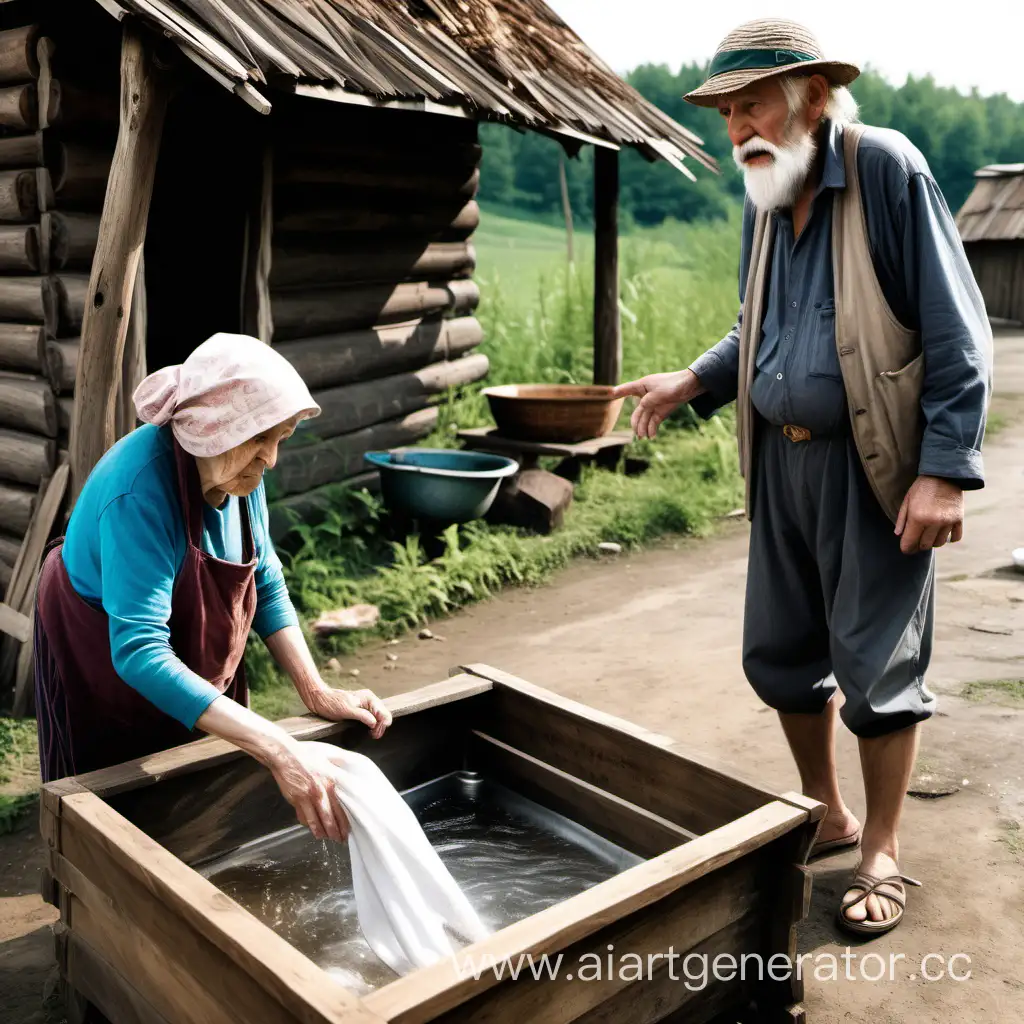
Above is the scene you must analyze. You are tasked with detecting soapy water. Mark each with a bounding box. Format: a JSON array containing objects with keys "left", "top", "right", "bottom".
[{"left": 198, "top": 770, "right": 642, "bottom": 993}]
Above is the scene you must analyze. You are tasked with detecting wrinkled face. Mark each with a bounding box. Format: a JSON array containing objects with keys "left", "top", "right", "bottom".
[
  {"left": 196, "top": 416, "right": 300, "bottom": 503},
  {"left": 718, "top": 75, "right": 829, "bottom": 211}
]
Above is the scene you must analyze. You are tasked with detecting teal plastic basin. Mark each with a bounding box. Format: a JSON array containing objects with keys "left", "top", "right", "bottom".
[{"left": 364, "top": 449, "right": 519, "bottom": 522}]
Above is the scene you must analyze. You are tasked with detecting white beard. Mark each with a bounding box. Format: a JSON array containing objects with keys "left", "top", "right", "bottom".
[{"left": 733, "top": 130, "right": 817, "bottom": 212}]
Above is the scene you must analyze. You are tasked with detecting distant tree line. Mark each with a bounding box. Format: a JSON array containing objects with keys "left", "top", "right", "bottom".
[{"left": 478, "top": 63, "right": 1024, "bottom": 227}]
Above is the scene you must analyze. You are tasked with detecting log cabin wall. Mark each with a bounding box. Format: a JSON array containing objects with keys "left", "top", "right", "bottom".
[
  {"left": 0, "top": 0, "right": 117, "bottom": 612},
  {"left": 266, "top": 99, "right": 488, "bottom": 534}
]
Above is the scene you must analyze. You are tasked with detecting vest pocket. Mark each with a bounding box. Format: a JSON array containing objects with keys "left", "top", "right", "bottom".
[{"left": 873, "top": 351, "right": 925, "bottom": 463}]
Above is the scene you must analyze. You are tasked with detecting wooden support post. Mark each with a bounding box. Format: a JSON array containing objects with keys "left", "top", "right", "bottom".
[
  {"left": 117, "top": 256, "right": 146, "bottom": 438},
  {"left": 593, "top": 147, "right": 621, "bottom": 386},
  {"left": 68, "top": 26, "right": 170, "bottom": 504}
]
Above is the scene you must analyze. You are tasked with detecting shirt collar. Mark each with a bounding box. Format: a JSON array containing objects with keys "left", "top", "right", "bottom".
[{"left": 816, "top": 118, "right": 846, "bottom": 196}]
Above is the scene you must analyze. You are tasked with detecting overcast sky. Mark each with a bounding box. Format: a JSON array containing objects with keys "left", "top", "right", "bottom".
[{"left": 546, "top": 1, "right": 1024, "bottom": 102}]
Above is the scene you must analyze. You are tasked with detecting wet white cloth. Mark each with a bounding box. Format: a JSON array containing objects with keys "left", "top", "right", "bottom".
[{"left": 324, "top": 746, "right": 490, "bottom": 976}]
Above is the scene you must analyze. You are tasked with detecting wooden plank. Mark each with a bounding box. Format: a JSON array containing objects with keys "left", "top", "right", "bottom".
[
  {"left": 276, "top": 315, "right": 482, "bottom": 391},
  {"left": 0, "top": 372, "right": 57, "bottom": 435},
  {"left": 467, "top": 730, "right": 696, "bottom": 857},
  {"left": 457, "top": 428, "right": 632, "bottom": 460},
  {"left": 8, "top": 461, "right": 68, "bottom": 713},
  {"left": 0, "top": 478, "right": 34, "bottom": 535},
  {"left": 276, "top": 197, "right": 480, "bottom": 239},
  {"left": 271, "top": 240, "right": 476, "bottom": 290},
  {"left": 0, "top": 25, "right": 40, "bottom": 84},
  {"left": 434, "top": 865, "right": 761, "bottom": 1024},
  {"left": 0, "top": 274, "right": 55, "bottom": 329},
  {"left": 51, "top": 141, "right": 112, "bottom": 209},
  {"left": 65, "top": 675, "right": 492, "bottom": 801},
  {"left": 68, "top": 25, "right": 169, "bottom": 504},
  {"left": 0, "top": 322, "right": 45, "bottom": 372},
  {"left": 0, "top": 222, "right": 40, "bottom": 272},
  {"left": 0, "top": 167, "right": 37, "bottom": 221},
  {"left": 116, "top": 256, "right": 145, "bottom": 438},
  {"left": 571, "top": 916, "right": 760, "bottom": 1024},
  {"left": 270, "top": 406, "right": 437, "bottom": 498},
  {"left": 593, "top": 148, "right": 621, "bottom": 386},
  {"left": 66, "top": 933, "right": 173, "bottom": 1024},
  {"left": 460, "top": 664, "right": 779, "bottom": 834},
  {"left": 48, "top": 210, "right": 98, "bottom": 270},
  {"left": 45, "top": 337, "right": 77, "bottom": 392},
  {"left": 0, "top": 426, "right": 55, "bottom": 485},
  {"left": 0, "top": 131, "right": 46, "bottom": 170},
  {"left": 0, "top": 599, "right": 29, "bottom": 641},
  {"left": 0, "top": 81, "right": 37, "bottom": 131},
  {"left": 364, "top": 800, "right": 807, "bottom": 1024},
  {"left": 55, "top": 271, "right": 86, "bottom": 333},
  {"left": 272, "top": 278, "right": 479, "bottom": 342},
  {"left": 308, "top": 353, "right": 488, "bottom": 441},
  {"left": 65, "top": 872, "right": 330, "bottom": 1024}
]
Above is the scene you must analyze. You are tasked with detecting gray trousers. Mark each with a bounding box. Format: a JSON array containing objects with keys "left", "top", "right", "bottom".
[{"left": 743, "top": 422, "right": 936, "bottom": 738}]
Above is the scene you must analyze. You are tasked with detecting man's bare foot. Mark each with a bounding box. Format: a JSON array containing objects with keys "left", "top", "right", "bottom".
[
  {"left": 811, "top": 804, "right": 861, "bottom": 849},
  {"left": 842, "top": 846, "right": 901, "bottom": 924}
]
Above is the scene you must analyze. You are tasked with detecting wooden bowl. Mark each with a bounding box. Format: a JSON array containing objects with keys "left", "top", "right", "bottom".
[{"left": 482, "top": 384, "right": 624, "bottom": 443}]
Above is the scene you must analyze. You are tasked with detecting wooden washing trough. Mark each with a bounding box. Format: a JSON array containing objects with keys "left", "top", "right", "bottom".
[{"left": 40, "top": 665, "right": 824, "bottom": 1024}]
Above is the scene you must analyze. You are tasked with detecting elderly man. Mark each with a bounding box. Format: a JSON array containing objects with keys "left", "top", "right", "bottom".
[{"left": 616, "top": 19, "right": 990, "bottom": 936}]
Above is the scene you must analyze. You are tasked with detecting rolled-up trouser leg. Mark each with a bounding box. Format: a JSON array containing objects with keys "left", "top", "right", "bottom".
[{"left": 742, "top": 424, "right": 935, "bottom": 736}]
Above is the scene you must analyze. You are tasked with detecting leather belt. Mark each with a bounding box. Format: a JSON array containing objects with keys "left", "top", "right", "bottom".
[{"left": 782, "top": 424, "right": 812, "bottom": 443}]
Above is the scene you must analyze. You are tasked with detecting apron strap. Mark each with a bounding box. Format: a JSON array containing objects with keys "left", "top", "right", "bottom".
[{"left": 172, "top": 436, "right": 206, "bottom": 549}]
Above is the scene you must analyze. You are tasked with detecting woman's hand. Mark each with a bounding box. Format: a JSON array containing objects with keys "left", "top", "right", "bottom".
[
  {"left": 305, "top": 685, "right": 392, "bottom": 740},
  {"left": 268, "top": 740, "right": 351, "bottom": 841}
]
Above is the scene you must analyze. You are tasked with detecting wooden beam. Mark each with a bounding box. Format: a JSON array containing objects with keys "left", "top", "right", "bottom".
[
  {"left": 0, "top": 600, "right": 30, "bottom": 642},
  {"left": 117, "top": 256, "right": 146, "bottom": 438},
  {"left": 0, "top": 25, "right": 40, "bottom": 84},
  {"left": 593, "top": 147, "right": 621, "bottom": 386},
  {"left": 0, "top": 322, "right": 46, "bottom": 373},
  {"left": 68, "top": 25, "right": 170, "bottom": 504}
]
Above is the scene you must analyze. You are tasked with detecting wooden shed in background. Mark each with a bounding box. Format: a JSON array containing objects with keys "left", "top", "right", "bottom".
[
  {"left": 0, "top": 0, "right": 714, "bottom": 711},
  {"left": 956, "top": 163, "right": 1024, "bottom": 325}
]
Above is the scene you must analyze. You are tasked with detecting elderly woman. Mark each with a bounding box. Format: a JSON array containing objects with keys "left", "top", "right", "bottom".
[{"left": 34, "top": 333, "right": 390, "bottom": 842}]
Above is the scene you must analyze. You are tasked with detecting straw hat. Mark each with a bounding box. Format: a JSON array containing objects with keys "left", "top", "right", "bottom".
[{"left": 684, "top": 19, "right": 860, "bottom": 107}]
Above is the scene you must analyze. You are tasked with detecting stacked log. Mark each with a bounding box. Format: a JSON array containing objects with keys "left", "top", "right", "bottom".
[{"left": 268, "top": 106, "right": 487, "bottom": 510}]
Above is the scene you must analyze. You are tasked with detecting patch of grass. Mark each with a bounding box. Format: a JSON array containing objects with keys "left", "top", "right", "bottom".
[
  {"left": 999, "top": 819, "right": 1024, "bottom": 860},
  {"left": 961, "top": 678, "right": 1024, "bottom": 704},
  {"left": 0, "top": 717, "right": 39, "bottom": 834},
  {"left": 0, "top": 792, "right": 36, "bottom": 834}
]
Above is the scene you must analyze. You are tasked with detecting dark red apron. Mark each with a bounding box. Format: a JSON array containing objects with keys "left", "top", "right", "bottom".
[{"left": 34, "top": 438, "right": 258, "bottom": 782}]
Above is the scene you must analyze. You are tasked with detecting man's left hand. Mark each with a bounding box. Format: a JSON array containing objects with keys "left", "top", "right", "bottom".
[
  {"left": 895, "top": 475, "right": 964, "bottom": 554},
  {"left": 305, "top": 686, "right": 392, "bottom": 740}
]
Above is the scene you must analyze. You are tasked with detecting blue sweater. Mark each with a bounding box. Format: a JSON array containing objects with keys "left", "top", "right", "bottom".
[{"left": 62, "top": 425, "right": 298, "bottom": 729}]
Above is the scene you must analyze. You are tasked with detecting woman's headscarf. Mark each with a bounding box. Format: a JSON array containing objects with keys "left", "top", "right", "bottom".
[{"left": 133, "top": 333, "right": 321, "bottom": 457}]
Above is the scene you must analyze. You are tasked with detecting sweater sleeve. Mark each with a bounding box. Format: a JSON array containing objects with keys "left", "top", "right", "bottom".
[
  {"left": 250, "top": 483, "right": 300, "bottom": 639},
  {"left": 99, "top": 493, "right": 222, "bottom": 729}
]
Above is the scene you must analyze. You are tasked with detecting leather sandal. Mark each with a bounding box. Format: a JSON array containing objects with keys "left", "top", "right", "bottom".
[
  {"left": 809, "top": 826, "right": 861, "bottom": 860},
  {"left": 837, "top": 871, "right": 922, "bottom": 937}
]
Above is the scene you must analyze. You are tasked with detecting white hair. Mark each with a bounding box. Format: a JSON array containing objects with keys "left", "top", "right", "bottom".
[{"left": 780, "top": 75, "right": 860, "bottom": 125}]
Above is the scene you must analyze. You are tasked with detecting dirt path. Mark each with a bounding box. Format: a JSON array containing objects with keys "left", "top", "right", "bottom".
[{"left": 3, "top": 328, "right": 1022, "bottom": 1023}]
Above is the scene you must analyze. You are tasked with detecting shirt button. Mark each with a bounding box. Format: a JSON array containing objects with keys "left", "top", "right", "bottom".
[
  {"left": 790, "top": 301, "right": 797, "bottom": 308},
  {"left": 785, "top": 332, "right": 792, "bottom": 340},
  {"left": 776, "top": 373, "right": 783, "bottom": 380}
]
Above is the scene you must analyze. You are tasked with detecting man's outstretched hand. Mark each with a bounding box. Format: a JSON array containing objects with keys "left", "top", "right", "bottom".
[
  {"left": 895, "top": 475, "right": 964, "bottom": 554},
  {"left": 613, "top": 369, "right": 704, "bottom": 439}
]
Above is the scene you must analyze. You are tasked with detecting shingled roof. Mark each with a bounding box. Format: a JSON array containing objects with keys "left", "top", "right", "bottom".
[
  {"left": 91, "top": 0, "right": 715, "bottom": 177},
  {"left": 957, "top": 164, "right": 1024, "bottom": 243}
]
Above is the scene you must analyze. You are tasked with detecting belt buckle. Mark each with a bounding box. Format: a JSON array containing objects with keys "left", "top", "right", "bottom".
[{"left": 782, "top": 424, "right": 811, "bottom": 443}]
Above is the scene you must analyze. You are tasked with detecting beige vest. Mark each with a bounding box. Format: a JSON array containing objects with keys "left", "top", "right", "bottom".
[{"left": 737, "top": 123, "right": 923, "bottom": 524}]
